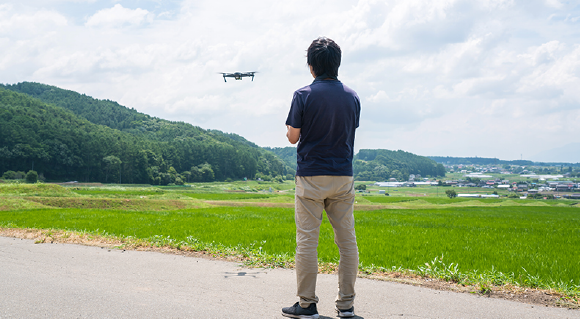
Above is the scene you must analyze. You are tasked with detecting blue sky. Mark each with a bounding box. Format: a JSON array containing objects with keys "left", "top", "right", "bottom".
[{"left": 1, "top": 0, "right": 579, "bottom": 162}]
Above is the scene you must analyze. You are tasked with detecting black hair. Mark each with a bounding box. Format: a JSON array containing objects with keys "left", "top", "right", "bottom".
[{"left": 307, "top": 37, "right": 341, "bottom": 78}]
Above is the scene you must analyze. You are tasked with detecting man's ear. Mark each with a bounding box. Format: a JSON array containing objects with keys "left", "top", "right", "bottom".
[{"left": 309, "top": 65, "right": 316, "bottom": 78}]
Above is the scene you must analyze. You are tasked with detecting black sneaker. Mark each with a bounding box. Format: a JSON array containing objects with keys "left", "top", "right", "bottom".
[
  {"left": 335, "top": 306, "right": 355, "bottom": 318},
  {"left": 281, "top": 302, "right": 319, "bottom": 319}
]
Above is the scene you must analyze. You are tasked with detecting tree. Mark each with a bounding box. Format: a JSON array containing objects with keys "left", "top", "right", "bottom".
[
  {"left": 25, "top": 170, "right": 38, "bottom": 183},
  {"left": 2, "top": 170, "right": 17, "bottom": 179},
  {"left": 198, "top": 163, "right": 215, "bottom": 182},
  {"left": 445, "top": 189, "right": 457, "bottom": 199},
  {"left": 391, "top": 170, "right": 404, "bottom": 182},
  {"left": 102, "top": 155, "right": 122, "bottom": 183},
  {"left": 355, "top": 184, "right": 366, "bottom": 191}
]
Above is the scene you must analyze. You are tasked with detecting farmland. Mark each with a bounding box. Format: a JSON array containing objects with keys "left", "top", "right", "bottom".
[{"left": 1, "top": 181, "right": 579, "bottom": 301}]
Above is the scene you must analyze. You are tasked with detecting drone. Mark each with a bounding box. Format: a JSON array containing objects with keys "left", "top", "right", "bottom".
[{"left": 219, "top": 71, "right": 257, "bottom": 82}]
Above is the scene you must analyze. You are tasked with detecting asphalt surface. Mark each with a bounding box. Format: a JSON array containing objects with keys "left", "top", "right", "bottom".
[{"left": 1, "top": 236, "right": 579, "bottom": 319}]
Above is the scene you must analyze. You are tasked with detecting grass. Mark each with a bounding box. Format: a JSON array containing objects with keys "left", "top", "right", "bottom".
[
  {"left": 182, "top": 193, "right": 278, "bottom": 200},
  {"left": 22, "top": 197, "right": 207, "bottom": 211},
  {"left": 361, "top": 194, "right": 579, "bottom": 207},
  {"left": 1, "top": 205, "right": 578, "bottom": 291},
  {"left": 1, "top": 182, "right": 579, "bottom": 301},
  {"left": 71, "top": 188, "right": 165, "bottom": 197},
  {"left": 0, "top": 183, "right": 76, "bottom": 197}
]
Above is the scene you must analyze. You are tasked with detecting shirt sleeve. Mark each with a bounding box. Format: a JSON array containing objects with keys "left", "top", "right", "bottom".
[
  {"left": 285, "top": 91, "right": 303, "bottom": 128},
  {"left": 355, "top": 94, "right": 361, "bottom": 128}
]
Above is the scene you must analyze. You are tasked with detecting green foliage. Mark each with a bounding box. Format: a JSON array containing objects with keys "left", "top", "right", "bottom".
[
  {"left": 2, "top": 170, "right": 26, "bottom": 180},
  {"left": 445, "top": 189, "right": 457, "bottom": 198},
  {"left": 2, "top": 205, "right": 579, "bottom": 292},
  {"left": 182, "top": 193, "right": 275, "bottom": 200},
  {"left": 355, "top": 184, "right": 366, "bottom": 191},
  {"left": 527, "top": 193, "right": 555, "bottom": 200},
  {"left": 0, "top": 183, "right": 73, "bottom": 196},
  {"left": 71, "top": 189, "right": 164, "bottom": 197},
  {"left": 354, "top": 149, "right": 445, "bottom": 181},
  {"left": 263, "top": 146, "right": 297, "bottom": 171},
  {"left": 0, "top": 83, "right": 289, "bottom": 183},
  {"left": 25, "top": 170, "right": 38, "bottom": 183}
]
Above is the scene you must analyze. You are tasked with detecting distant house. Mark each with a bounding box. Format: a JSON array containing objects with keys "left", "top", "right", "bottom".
[
  {"left": 517, "top": 184, "right": 528, "bottom": 192},
  {"left": 555, "top": 184, "right": 573, "bottom": 192},
  {"left": 564, "top": 194, "right": 580, "bottom": 199}
]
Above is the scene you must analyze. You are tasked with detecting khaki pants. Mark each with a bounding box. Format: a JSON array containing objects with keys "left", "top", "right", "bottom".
[{"left": 294, "top": 175, "right": 359, "bottom": 309}]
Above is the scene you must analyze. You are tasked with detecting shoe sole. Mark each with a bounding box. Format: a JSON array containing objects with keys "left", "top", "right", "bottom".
[
  {"left": 281, "top": 313, "right": 320, "bottom": 319},
  {"left": 335, "top": 307, "right": 355, "bottom": 318}
]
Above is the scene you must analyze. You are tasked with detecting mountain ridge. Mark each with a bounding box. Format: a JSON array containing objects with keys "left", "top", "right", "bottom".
[{"left": 0, "top": 83, "right": 287, "bottom": 183}]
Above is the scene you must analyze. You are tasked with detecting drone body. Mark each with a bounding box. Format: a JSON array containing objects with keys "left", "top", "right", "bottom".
[{"left": 220, "top": 72, "right": 256, "bottom": 82}]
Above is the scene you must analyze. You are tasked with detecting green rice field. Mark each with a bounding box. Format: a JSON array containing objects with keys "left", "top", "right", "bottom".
[{"left": 1, "top": 182, "right": 579, "bottom": 295}]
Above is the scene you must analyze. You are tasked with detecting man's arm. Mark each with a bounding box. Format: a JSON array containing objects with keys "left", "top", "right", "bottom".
[{"left": 286, "top": 125, "right": 300, "bottom": 144}]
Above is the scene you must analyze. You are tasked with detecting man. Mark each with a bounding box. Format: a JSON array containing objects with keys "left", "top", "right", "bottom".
[{"left": 282, "top": 37, "right": 361, "bottom": 319}]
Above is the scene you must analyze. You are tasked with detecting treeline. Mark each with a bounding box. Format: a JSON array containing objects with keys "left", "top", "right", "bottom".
[
  {"left": 428, "top": 156, "right": 580, "bottom": 167},
  {"left": 0, "top": 84, "right": 288, "bottom": 184},
  {"left": 263, "top": 147, "right": 445, "bottom": 181},
  {"left": 263, "top": 146, "right": 297, "bottom": 174},
  {"left": 354, "top": 149, "right": 445, "bottom": 181}
]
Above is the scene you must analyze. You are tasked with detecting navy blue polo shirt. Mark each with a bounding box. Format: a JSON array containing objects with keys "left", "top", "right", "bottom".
[{"left": 286, "top": 78, "right": 360, "bottom": 176}]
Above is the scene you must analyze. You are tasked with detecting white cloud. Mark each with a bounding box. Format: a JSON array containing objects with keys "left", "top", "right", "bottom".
[
  {"left": 85, "top": 4, "right": 152, "bottom": 28},
  {"left": 0, "top": 5, "right": 67, "bottom": 34},
  {"left": 1, "top": 0, "right": 580, "bottom": 160}
]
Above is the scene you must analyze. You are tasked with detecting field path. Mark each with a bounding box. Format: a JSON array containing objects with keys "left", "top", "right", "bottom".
[{"left": 1, "top": 236, "right": 578, "bottom": 319}]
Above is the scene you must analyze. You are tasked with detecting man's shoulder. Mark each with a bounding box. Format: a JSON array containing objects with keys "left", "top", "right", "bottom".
[
  {"left": 313, "top": 81, "right": 358, "bottom": 95},
  {"left": 294, "top": 81, "right": 359, "bottom": 100},
  {"left": 294, "top": 84, "right": 313, "bottom": 95}
]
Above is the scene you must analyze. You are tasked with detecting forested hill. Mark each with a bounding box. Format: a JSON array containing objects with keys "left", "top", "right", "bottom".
[
  {"left": 428, "top": 156, "right": 580, "bottom": 167},
  {"left": 264, "top": 147, "right": 445, "bottom": 181},
  {"left": 263, "top": 147, "right": 297, "bottom": 171},
  {"left": 355, "top": 149, "right": 445, "bottom": 181},
  {"left": 0, "top": 84, "right": 287, "bottom": 184},
  {"left": 2, "top": 82, "right": 260, "bottom": 148}
]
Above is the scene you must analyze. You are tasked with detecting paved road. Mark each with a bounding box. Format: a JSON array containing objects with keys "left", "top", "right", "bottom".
[{"left": 1, "top": 236, "right": 578, "bottom": 319}]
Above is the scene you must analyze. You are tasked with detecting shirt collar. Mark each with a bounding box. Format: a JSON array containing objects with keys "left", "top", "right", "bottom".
[{"left": 313, "top": 73, "right": 338, "bottom": 83}]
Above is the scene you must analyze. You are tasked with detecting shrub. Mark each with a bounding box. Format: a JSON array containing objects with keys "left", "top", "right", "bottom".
[
  {"left": 2, "top": 170, "right": 26, "bottom": 180},
  {"left": 445, "top": 189, "right": 457, "bottom": 199},
  {"left": 174, "top": 177, "right": 184, "bottom": 185},
  {"left": 355, "top": 184, "right": 367, "bottom": 191},
  {"left": 25, "top": 170, "right": 38, "bottom": 183}
]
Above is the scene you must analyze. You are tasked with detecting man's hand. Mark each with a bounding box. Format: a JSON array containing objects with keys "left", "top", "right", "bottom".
[{"left": 286, "top": 125, "right": 300, "bottom": 144}]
